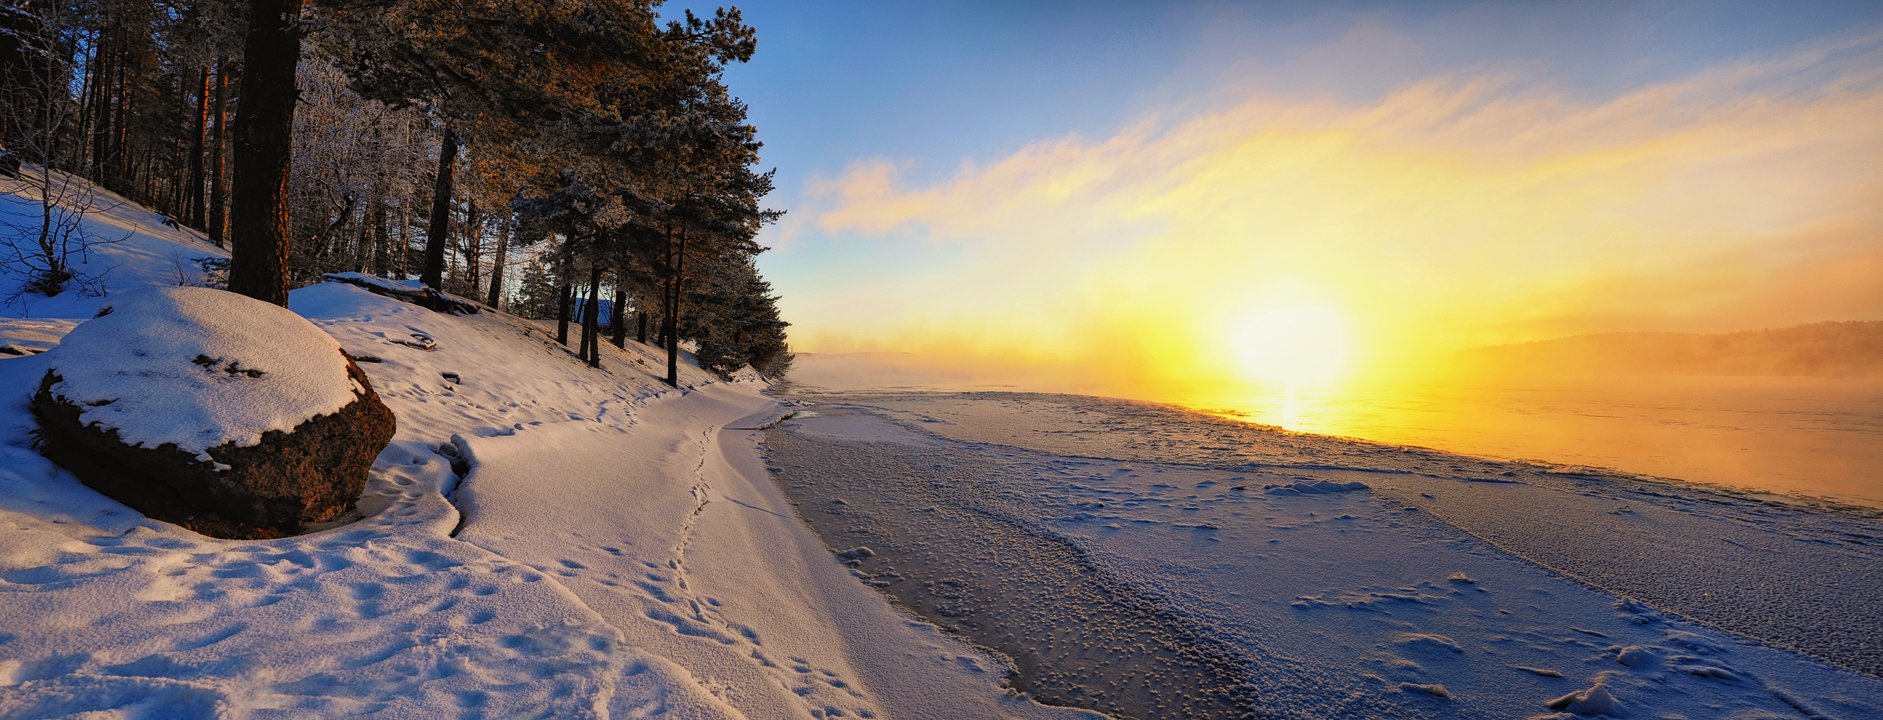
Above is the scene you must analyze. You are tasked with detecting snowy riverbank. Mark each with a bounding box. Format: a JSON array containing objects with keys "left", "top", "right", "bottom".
[
  {"left": 0, "top": 181, "right": 1085, "bottom": 718},
  {"left": 765, "top": 391, "right": 1883, "bottom": 719},
  {"left": 0, "top": 286, "right": 1086, "bottom": 718}
]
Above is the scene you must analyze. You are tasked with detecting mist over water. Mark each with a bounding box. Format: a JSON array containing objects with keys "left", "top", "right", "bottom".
[
  {"left": 791, "top": 355, "right": 1883, "bottom": 508},
  {"left": 1180, "top": 376, "right": 1883, "bottom": 508}
]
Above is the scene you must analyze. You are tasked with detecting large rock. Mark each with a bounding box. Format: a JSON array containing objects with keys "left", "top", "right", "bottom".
[
  {"left": 29, "top": 287, "right": 395, "bottom": 538},
  {"left": 321, "top": 273, "right": 480, "bottom": 315}
]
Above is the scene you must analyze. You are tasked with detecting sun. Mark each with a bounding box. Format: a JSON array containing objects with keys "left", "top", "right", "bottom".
[{"left": 1227, "top": 304, "right": 1352, "bottom": 387}]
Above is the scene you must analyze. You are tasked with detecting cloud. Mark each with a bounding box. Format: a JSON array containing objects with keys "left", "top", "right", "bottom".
[
  {"left": 782, "top": 28, "right": 1883, "bottom": 394},
  {"left": 803, "top": 120, "right": 1170, "bottom": 245}
]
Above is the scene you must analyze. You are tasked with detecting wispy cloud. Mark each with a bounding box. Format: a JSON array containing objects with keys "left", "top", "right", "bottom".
[{"left": 783, "top": 28, "right": 1883, "bottom": 393}]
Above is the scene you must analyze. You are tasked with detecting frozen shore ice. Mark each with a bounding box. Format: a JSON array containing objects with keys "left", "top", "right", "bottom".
[{"left": 763, "top": 393, "right": 1883, "bottom": 719}]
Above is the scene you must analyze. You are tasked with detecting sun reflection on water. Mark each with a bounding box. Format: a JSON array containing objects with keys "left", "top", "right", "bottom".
[
  {"left": 1174, "top": 376, "right": 1883, "bottom": 508},
  {"left": 1188, "top": 381, "right": 1344, "bottom": 435}
]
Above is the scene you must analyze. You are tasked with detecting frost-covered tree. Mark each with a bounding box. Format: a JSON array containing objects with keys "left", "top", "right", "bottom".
[
  {"left": 1, "top": 0, "right": 245, "bottom": 234},
  {"left": 514, "top": 6, "right": 772, "bottom": 382},
  {"left": 161, "top": 0, "right": 245, "bottom": 231},
  {"left": 514, "top": 171, "right": 630, "bottom": 366},
  {"left": 5, "top": 0, "right": 793, "bottom": 365},
  {"left": 0, "top": 3, "right": 65, "bottom": 157},
  {"left": 512, "top": 252, "right": 557, "bottom": 319},
  {"left": 0, "top": 1, "right": 122, "bottom": 299},
  {"left": 691, "top": 254, "right": 790, "bottom": 379},
  {"left": 310, "top": 0, "right": 671, "bottom": 291},
  {"left": 287, "top": 48, "right": 431, "bottom": 282},
  {"left": 650, "top": 96, "right": 781, "bottom": 385},
  {"left": 455, "top": 141, "right": 529, "bottom": 302}
]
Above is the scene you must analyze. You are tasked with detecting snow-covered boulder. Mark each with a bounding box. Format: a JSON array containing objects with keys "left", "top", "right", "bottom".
[{"left": 29, "top": 287, "right": 395, "bottom": 538}]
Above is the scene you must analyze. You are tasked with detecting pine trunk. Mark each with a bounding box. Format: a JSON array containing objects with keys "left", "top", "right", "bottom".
[
  {"left": 207, "top": 60, "right": 228, "bottom": 247},
  {"left": 370, "top": 201, "right": 391, "bottom": 275},
  {"left": 658, "top": 300, "right": 671, "bottom": 349},
  {"left": 577, "top": 287, "right": 592, "bottom": 360},
  {"left": 170, "top": 126, "right": 184, "bottom": 217},
  {"left": 421, "top": 127, "right": 457, "bottom": 289},
  {"left": 89, "top": 27, "right": 113, "bottom": 181},
  {"left": 556, "top": 282, "right": 572, "bottom": 345},
  {"left": 111, "top": 42, "right": 129, "bottom": 190},
  {"left": 187, "top": 66, "right": 208, "bottom": 228},
  {"left": 396, "top": 204, "right": 411, "bottom": 276},
  {"left": 485, "top": 213, "right": 510, "bottom": 308},
  {"left": 227, "top": 0, "right": 304, "bottom": 306},
  {"left": 610, "top": 286, "right": 626, "bottom": 348},
  {"left": 462, "top": 201, "right": 480, "bottom": 295},
  {"left": 75, "top": 28, "right": 98, "bottom": 172},
  {"left": 666, "top": 230, "right": 685, "bottom": 387},
  {"left": 582, "top": 265, "right": 602, "bottom": 368}
]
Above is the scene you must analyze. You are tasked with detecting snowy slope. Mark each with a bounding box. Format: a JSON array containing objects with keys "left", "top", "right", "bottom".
[
  {"left": 0, "top": 167, "right": 227, "bottom": 325},
  {"left": 0, "top": 176, "right": 1085, "bottom": 718}
]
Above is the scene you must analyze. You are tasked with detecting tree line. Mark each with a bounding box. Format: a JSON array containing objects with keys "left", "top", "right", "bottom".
[{"left": 0, "top": 0, "right": 791, "bottom": 382}]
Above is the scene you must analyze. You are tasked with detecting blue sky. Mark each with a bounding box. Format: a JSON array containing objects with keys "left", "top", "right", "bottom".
[
  {"left": 662, "top": 1, "right": 1883, "bottom": 387},
  {"left": 690, "top": 1, "right": 1883, "bottom": 193}
]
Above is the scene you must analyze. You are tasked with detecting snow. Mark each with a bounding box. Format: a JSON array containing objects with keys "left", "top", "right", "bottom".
[
  {"left": 0, "top": 318, "right": 73, "bottom": 355},
  {"left": 6, "top": 173, "right": 1880, "bottom": 718},
  {"left": 319, "top": 273, "right": 481, "bottom": 315},
  {"left": 0, "top": 165, "right": 228, "bottom": 321},
  {"left": 825, "top": 391, "right": 1883, "bottom": 677},
  {"left": 0, "top": 289, "right": 1075, "bottom": 717},
  {"left": 319, "top": 272, "right": 426, "bottom": 295},
  {"left": 764, "top": 393, "right": 1883, "bottom": 719},
  {"left": 41, "top": 287, "right": 361, "bottom": 456},
  {"left": 0, "top": 177, "right": 1087, "bottom": 718},
  {"left": 452, "top": 387, "right": 1086, "bottom": 719},
  {"left": 1546, "top": 674, "right": 1624, "bottom": 716}
]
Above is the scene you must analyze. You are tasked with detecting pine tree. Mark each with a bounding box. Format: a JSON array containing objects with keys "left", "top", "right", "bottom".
[
  {"left": 16, "top": 0, "right": 795, "bottom": 368},
  {"left": 286, "top": 47, "right": 430, "bottom": 282},
  {"left": 311, "top": 0, "right": 671, "bottom": 290},
  {"left": 514, "top": 254, "right": 556, "bottom": 318},
  {"left": 225, "top": 0, "right": 305, "bottom": 306}
]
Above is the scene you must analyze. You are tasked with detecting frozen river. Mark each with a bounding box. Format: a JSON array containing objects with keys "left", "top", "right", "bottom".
[
  {"left": 762, "top": 389, "right": 1883, "bottom": 719},
  {"left": 1174, "top": 376, "right": 1883, "bottom": 509},
  {"left": 791, "top": 356, "right": 1883, "bottom": 508}
]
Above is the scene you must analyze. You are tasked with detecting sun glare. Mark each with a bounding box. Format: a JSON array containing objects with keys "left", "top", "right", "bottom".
[{"left": 1227, "top": 305, "right": 1352, "bottom": 387}]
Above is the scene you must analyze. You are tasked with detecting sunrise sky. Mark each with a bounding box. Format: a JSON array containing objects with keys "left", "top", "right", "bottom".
[{"left": 685, "top": 0, "right": 1883, "bottom": 397}]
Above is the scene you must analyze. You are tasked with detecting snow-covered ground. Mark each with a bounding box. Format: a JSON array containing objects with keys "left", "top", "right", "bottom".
[
  {"left": 0, "top": 176, "right": 1086, "bottom": 718},
  {"left": 765, "top": 392, "right": 1883, "bottom": 719},
  {"left": 7, "top": 172, "right": 1881, "bottom": 719}
]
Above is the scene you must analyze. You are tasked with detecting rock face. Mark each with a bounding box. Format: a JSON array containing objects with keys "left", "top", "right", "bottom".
[{"left": 29, "top": 287, "right": 396, "bottom": 538}]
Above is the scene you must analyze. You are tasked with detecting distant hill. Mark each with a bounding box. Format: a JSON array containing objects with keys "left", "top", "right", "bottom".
[{"left": 1455, "top": 321, "right": 1883, "bottom": 378}]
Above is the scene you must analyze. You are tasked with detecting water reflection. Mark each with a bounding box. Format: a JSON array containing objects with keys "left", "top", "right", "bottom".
[
  {"left": 786, "top": 355, "right": 1883, "bottom": 508},
  {"left": 1182, "top": 376, "right": 1883, "bottom": 508}
]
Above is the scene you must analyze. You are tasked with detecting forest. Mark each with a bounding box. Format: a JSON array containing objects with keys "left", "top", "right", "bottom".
[{"left": 0, "top": 0, "right": 791, "bottom": 383}]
